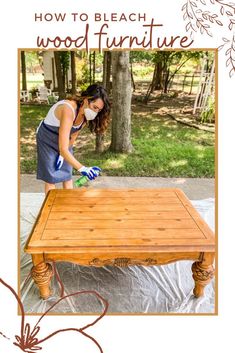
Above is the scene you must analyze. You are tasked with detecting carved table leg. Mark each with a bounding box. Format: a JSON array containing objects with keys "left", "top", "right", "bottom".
[
  {"left": 31, "top": 261, "right": 53, "bottom": 299},
  {"left": 192, "top": 252, "right": 215, "bottom": 298}
]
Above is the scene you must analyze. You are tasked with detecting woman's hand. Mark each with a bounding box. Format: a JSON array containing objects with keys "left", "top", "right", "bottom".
[
  {"left": 55, "top": 154, "right": 64, "bottom": 170},
  {"left": 78, "top": 166, "right": 101, "bottom": 180}
]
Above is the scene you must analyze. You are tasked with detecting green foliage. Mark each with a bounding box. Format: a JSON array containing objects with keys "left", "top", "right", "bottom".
[
  {"left": 200, "top": 96, "right": 215, "bottom": 123},
  {"left": 29, "top": 86, "right": 39, "bottom": 98},
  {"left": 130, "top": 51, "right": 154, "bottom": 63},
  {"left": 132, "top": 65, "right": 154, "bottom": 78},
  {"left": 153, "top": 51, "right": 202, "bottom": 71},
  {"left": 75, "top": 57, "right": 89, "bottom": 84},
  {"left": 25, "top": 51, "right": 41, "bottom": 67},
  {"left": 59, "top": 52, "right": 70, "bottom": 72},
  {"left": 78, "top": 82, "right": 90, "bottom": 93},
  {"left": 94, "top": 52, "right": 103, "bottom": 66}
]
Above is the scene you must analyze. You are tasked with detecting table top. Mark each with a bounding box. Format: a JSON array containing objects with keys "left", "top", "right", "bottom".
[{"left": 25, "top": 188, "right": 215, "bottom": 255}]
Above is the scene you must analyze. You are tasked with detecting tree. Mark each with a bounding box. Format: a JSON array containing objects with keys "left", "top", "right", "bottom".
[
  {"left": 60, "top": 52, "right": 70, "bottom": 91},
  {"left": 25, "top": 51, "right": 41, "bottom": 74},
  {"left": 70, "top": 51, "right": 76, "bottom": 95},
  {"left": 144, "top": 51, "right": 202, "bottom": 102},
  {"left": 109, "top": 52, "right": 133, "bottom": 153},
  {"left": 21, "top": 51, "right": 27, "bottom": 91},
  {"left": 95, "top": 51, "right": 111, "bottom": 153},
  {"left": 53, "top": 51, "right": 71, "bottom": 99},
  {"left": 54, "top": 52, "right": 65, "bottom": 100},
  {"left": 89, "top": 52, "right": 96, "bottom": 85},
  {"left": 130, "top": 56, "right": 135, "bottom": 91},
  {"left": 154, "top": 62, "right": 163, "bottom": 90},
  {"left": 102, "top": 51, "right": 111, "bottom": 95}
]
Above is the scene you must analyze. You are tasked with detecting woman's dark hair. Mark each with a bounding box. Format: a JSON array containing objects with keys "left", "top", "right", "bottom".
[{"left": 69, "top": 84, "right": 111, "bottom": 134}]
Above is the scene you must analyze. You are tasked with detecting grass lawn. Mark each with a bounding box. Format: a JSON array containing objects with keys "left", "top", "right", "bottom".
[{"left": 20, "top": 104, "right": 215, "bottom": 177}]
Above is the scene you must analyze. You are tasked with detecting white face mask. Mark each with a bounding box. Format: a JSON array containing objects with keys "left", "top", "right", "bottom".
[{"left": 84, "top": 108, "right": 98, "bottom": 121}]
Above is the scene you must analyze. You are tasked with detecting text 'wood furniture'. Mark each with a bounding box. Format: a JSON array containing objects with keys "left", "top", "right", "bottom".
[{"left": 24, "top": 188, "right": 215, "bottom": 300}]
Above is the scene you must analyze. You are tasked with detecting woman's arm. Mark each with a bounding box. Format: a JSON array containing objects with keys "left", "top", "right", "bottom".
[{"left": 58, "top": 106, "right": 84, "bottom": 170}]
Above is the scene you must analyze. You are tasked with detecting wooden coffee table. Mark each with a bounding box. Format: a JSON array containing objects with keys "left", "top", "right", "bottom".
[{"left": 24, "top": 188, "right": 215, "bottom": 300}]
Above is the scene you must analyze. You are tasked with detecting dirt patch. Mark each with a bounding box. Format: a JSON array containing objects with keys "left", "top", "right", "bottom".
[{"left": 131, "top": 90, "right": 215, "bottom": 133}]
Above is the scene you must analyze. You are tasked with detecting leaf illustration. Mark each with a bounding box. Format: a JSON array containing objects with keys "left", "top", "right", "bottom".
[
  {"left": 188, "top": 12, "right": 194, "bottom": 19},
  {"left": 186, "top": 22, "right": 191, "bottom": 31},
  {"left": 229, "top": 68, "right": 234, "bottom": 77}
]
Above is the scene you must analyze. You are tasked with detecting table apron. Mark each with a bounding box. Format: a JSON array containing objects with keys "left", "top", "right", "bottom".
[{"left": 41, "top": 251, "right": 205, "bottom": 267}]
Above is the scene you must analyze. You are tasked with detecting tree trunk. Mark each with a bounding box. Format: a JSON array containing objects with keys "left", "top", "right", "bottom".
[
  {"left": 71, "top": 51, "right": 76, "bottom": 95},
  {"left": 54, "top": 52, "right": 65, "bottom": 100},
  {"left": 144, "top": 63, "right": 157, "bottom": 104},
  {"left": 163, "top": 69, "right": 170, "bottom": 93},
  {"left": 51, "top": 57, "right": 56, "bottom": 90},
  {"left": 93, "top": 51, "right": 96, "bottom": 83},
  {"left": 102, "top": 51, "right": 111, "bottom": 95},
  {"left": 154, "top": 62, "right": 163, "bottom": 90},
  {"left": 110, "top": 52, "right": 133, "bottom": 153},
  {"left": 144, "top": 61, "right": 161, "bottom": 103},
  {"left": 89, "top": 53, "right": 92, "bottom": 85},
  {"left": 130, "top": 60, "right": 135, "bottom": 91},
  {"left": 21, "top": 51, "right": 27, "bottom": 91},
  {"left": 95, "top": 51, "right": 111, "bottom": 153},
  {"left": 95, "top": 134, "right": 105, "bottom": 153}
]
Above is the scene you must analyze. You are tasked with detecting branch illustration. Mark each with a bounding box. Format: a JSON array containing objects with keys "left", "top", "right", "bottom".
[
  {"left": 182, "top": 0, "right": 235, "bottom": 76},
  {"left": 182, "top": 0, "right": 223, "bottom": 38},
  {"left": 214, "top": 0, "right": 235, "bottom": 15},
  {"left": 0, "top": 277, "right": 109, "bottom": 353}
]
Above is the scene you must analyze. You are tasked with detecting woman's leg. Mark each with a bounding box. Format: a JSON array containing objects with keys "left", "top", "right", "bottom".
[
  {"left": 45, "top": 182, "right": 56, "bottom": 195},
  {"left": 63, "top": 179, "right": 73, "bottom": 189}
]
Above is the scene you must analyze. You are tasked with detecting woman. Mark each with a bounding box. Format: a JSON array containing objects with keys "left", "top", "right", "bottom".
[{"left": 36, "top": 84, "right": 111, "bottom": 194}]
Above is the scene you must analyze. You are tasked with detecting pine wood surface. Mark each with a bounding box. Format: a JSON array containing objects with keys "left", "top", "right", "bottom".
[
  {"left": 25, "top": 188, "right": 215, "bottom": 255},
  {"left": 24, "top": 188, "right": 215, "bottom": 299}
]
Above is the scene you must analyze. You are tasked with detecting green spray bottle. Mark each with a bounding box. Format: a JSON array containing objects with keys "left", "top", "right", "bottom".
[
  {"left": 75, "top": 169, "right": 101, "bottom": 187},
  {"left": 74, "top": 175, "right": 89, "bottom": 187}
]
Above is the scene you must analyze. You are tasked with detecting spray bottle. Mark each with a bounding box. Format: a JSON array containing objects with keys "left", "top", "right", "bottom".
[{"left": 74, "top": 169, "right": 101, "bottom": 187}]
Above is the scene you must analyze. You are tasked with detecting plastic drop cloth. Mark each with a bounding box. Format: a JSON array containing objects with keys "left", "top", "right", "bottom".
[{"left": 20, "top": 193, "right": 215, "bottom": 314}]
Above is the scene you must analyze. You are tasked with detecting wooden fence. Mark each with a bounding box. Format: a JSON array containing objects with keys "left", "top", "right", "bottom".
[{"left": 134, "top": 71, "right": 215, "bottom": 96}]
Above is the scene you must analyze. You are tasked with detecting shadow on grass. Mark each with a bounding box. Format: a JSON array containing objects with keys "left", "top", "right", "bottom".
[{"left": 20, "top": 104, "right": 215, "bottom": 177}]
